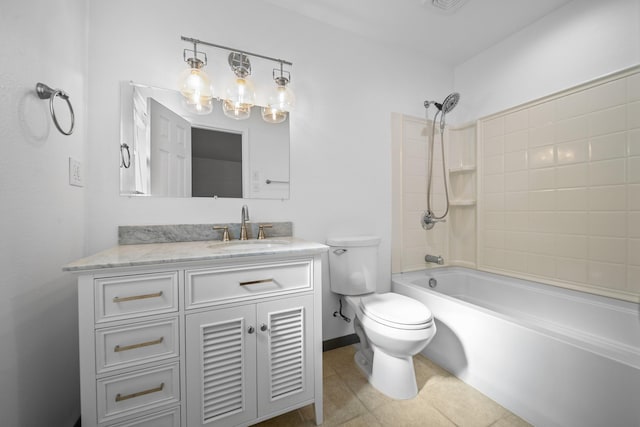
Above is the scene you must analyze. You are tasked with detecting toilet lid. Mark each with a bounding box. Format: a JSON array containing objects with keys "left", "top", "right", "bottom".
[{"left": 359, "top": 293, "right": 433, "bottom": 330}]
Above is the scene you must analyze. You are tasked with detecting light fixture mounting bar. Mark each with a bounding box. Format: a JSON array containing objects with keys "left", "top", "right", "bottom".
[{"left": 181, "top": 36, "right": 292, "bottom": 66}]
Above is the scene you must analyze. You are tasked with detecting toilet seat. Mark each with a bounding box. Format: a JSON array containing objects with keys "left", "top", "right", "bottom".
[{"left": 359, "top": 293, "right": 433, "bottom": 330}]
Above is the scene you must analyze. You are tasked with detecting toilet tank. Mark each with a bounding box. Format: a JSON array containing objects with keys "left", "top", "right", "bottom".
[{"left": 327, "top": 236, "right": 381, "bottom": 295}]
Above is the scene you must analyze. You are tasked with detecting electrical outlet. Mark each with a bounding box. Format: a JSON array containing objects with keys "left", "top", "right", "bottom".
[{"left": 69, "top": 157, "right": 83, "bottom": 187}]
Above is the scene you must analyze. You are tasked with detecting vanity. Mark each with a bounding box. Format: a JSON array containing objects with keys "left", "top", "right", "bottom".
[{"left": 65, "top": 233, "right": 327, "bottom": 427}]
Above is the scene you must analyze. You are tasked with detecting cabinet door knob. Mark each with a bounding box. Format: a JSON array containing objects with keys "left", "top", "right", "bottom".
[
  {"left": 247, "top": 326, "right": 255, "bottom": 334},
  {"left": 260, "top": 323, "right": 268, "bottom": 332}
]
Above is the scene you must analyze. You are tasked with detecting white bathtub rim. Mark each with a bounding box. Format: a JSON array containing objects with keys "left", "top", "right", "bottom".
[{"left": 392, "top": 268, "right": 640, "bottom": 370}]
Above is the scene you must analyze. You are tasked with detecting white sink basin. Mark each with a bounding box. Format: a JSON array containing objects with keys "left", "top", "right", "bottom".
[{"left": 208, "top": 239, "right": 291, "bottom": 251}]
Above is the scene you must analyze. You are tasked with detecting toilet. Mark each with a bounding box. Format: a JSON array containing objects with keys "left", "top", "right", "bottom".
[{"left": 327, "top": 236, "right": 436, "bottom": 400}]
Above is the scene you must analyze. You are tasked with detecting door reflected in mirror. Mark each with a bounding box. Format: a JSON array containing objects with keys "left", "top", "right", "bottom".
[{"left": 119, "top": 81, "right": 290, "bottom": 199}]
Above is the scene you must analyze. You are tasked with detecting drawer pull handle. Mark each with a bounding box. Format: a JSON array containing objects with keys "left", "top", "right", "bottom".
[
  {"left": 114, "top": 337, "right": 164, "bottom": 353},
  {"left": 113, "top": 291, "right": 163, "bottom": 303},
  {"left": 239, "top": 278, "right": 273, "bottom": 286},
  {"left": 115, "top": 382, "right": 164, "bottom": 402}
]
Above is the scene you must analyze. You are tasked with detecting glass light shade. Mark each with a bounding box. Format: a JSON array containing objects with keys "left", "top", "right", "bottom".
[
  {"left": 261, "top": 106, "right": 287, "bottom": 124},
  {"left": 268, "top": 84, "right": 295, "bottom": 112},
  {"left": 222, "top": 99, "right": 252, "bottom": 120},
  {"left": 184, "top": 96, "right": 213, "bottom": 115},
  {"left": 178, "top": 67, "right": 213, "bottom": 104},
  {"left": 222, "top": 77, "right": 256, "bottom": 120}
]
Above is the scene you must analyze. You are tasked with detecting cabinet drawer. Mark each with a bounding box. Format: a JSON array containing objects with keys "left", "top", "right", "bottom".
[
  {"left": 96, "top": 318, "right": 179, "bottom": 374},
  {"left": 107, "top": 406, "right": 180, "bottom": 427},
  {"left": 186, "top": 259, "right": 312, "bottom": 309},
  {"left": 95, "top": 272, "right": 178, "bottom": 323},
  {"left": 97, "top": 362, "right": 180, "bottom": 422}
]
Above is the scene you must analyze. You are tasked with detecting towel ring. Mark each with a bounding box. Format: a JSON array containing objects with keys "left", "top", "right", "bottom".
[
  {"left": 36, "top": 82, "right": 75, "bottom": 136},
  {"left": 120, "top": 143, "right": 131, "bottom": 168}
]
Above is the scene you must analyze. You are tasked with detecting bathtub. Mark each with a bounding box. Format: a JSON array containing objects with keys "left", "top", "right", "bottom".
[{"left": 392, "top": 267, "right": 640, "bottom": 427}]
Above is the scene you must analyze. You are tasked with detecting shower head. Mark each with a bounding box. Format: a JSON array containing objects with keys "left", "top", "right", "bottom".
[{"left": 435, "top": 92, "right": 460, "bottom": 114}]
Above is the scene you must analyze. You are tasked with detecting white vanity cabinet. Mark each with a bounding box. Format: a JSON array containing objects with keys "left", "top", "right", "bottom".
[{"left": 69, "top": 240, "right": 325, "bottom": 427}]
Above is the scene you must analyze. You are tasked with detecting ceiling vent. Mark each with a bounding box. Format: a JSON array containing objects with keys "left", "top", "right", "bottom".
[{"left": 427, "top": 0, "right": 470, "bottom": 14}]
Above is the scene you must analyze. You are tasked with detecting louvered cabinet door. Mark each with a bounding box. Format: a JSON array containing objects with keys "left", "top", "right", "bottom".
[
  {"left": 186, "top": 305, "right": 257, "bottom": 427},
  {"left": 256, "top": 294, "right": 314, "bottom": 416}
]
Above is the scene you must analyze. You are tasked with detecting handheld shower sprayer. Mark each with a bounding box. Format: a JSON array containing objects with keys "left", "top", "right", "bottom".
[{"left": 422, "top": 92, "right": 460, "bottom": 230}]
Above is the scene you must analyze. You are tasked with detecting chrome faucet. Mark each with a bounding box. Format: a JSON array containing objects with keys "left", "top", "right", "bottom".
[
  {"left": 425, "top": 254, "right": 444, "bottom": 265},
  {"left": 240, "top": 205, "right": 250, "bottom": 240}
]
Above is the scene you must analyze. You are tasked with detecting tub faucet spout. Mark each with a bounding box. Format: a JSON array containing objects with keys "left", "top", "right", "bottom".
[{"left": 425, "top": 254, "right": 444, "bottom": 265}]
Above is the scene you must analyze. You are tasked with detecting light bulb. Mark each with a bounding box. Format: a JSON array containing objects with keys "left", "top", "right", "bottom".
[
  {"left": 223, "top": 77, "right": 255, "bottom": 120},
  {"left": 269, "top": 84, "right": 295, "bottom": 112},
  {"left": 178, "top": 66, "right": 213, "bottom": 103}
]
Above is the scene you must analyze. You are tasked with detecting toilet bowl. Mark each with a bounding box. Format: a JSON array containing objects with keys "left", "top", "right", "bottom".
[
  {"left": 346, "top": 293, "right": 435, "bottom": 399},
  {"left": 327, "top": 236, "right": 436, "bottom": 400}
]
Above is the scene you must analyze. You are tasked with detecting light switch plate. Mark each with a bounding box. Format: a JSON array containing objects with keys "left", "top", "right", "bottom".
[{"left": 69, "top": 157, "right": 83, "bottom": 187}]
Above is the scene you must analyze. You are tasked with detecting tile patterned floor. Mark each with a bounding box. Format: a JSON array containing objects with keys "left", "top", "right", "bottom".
[{"left": 255, "top": 345, "right": 532, "bottom": 427}]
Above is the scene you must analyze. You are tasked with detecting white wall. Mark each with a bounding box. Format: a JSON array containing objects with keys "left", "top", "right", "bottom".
[
  {"left": 86, "top": 0, "right": 453, "bottom": 341},
  {"left": 0, "top": 0, "right": 86, "bottom": 425},
  {"left": 454, "top": 0, "right": 640, "bottom": 123}
]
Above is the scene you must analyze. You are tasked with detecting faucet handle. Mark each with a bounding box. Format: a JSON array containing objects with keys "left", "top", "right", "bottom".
[
  {"left": 257, "top": 224, "right": 273, "bottom": 240},
  {"left": 213, "top": 226, "right": 231, "bottom": 242}
]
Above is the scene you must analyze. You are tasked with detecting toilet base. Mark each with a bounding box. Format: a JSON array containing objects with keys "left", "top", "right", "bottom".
[{"left": 354, "top": 346, "right": 419, "bottom": 400}]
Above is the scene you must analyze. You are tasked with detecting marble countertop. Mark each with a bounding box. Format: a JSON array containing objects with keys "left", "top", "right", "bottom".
[{"left": 63, "top": 237, "right": 328, "bottom": 272}]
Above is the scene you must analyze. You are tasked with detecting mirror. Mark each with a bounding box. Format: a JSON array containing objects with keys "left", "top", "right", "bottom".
[{"left": 119, "top": 82, "right": 290, "bottom": 199}]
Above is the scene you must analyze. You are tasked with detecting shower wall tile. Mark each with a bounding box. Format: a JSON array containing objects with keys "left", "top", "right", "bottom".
[
  {"left": 628, "top": 185, "right": 640, "bottom": 210},
  {"left": 628, "top": 73, "right": 640, "bottom": 101},
  {"left": 556, "top": 164, "right": 587, "bottom": 188},
  {"left": 628, "top": 130, "right": 640, "bottom": 155},
  {"left": 628, "top": 213, "right": 640, "bottom": 238},
  {"left": 484, "top": 155, "right": 504, "bottom": 175},
  {"left": 588, "top": 261, "right": 626, "bottom": 291},
  {"left": 529, "top": 102, "right": 556, "bottom": 128},
  {"left": 504, "top": 151, "right": 527, "bottom": 172},
  {"left": 529, "top": 190, "right": 556, "bottom": 211},
  {"left": 557, "top": 140, "right": 588, "bottom": 164},
  {"left": 556, "top": 89, "right": 591, "bottom": 120},
  {"left": 588, "top": 186, "right": 626, "bottom": 211},
  {"left": 555, "top": 116, "right": 589, "bottom": 142},
  {"left": 527, "top": 254, "right": 556, "bottom": 278},
  {"left": 484, "top": 193, "right": 505, "bottom": 211},
  {"left": 504, "top": 130, "right": 528, "bottom": 152},
  {"left": 504, "top": 109, "right": 528, "bottom": 134},
  {"left": 627, "top": 239, "right": 640, "bottom": 266},
  {"left": 588, "top": 237, "right": 627, "bottom": 263},
  {"left": 627, "top": 101, "right": 640, "bottom": 128},
  {"left": 529, "top": 124, "right": 554, "bottom": 147},
  {"left": 556, "top": 258, "right": 588, "bottom": 283},
  {"left": 589, "top": 106, "right": 627, "bottom": 137},
  {"left": 484, "top": 136, "right": 504, "bottom": 157},
  {"left": 484, "top": 230, "right": 504, "bottom": 249},
  {"left": 588, "top": 159, "right": 626, "bottom": 186},
  {"left": 528, "top": 146, "right": 555, "bottom": 169},
  {"left": 589, "top": 79, "right": 627, "bottom": 110},
  {"left": 628, "top": 157, "right": 640, "bottom": 183},
  {"left": 504, "top": 171, "right": 528, "bottom": 191},
  {"left": 554, "top": 234, "right": 588, "bottom": 259},
  {"left": 590, "top": 132, "right": 626, "bottom": 161},
  {"left": 556, "top": 188, "right": 587, "bottom": 211},
  {"left": 505, "top": 191, "right": 529, "bottom": 211},
  {"left": 529, "top": 167, "right": 555, "bottom": 190},
  {"left": 504, "top": 231, "right": 528, "bottom": 252},
  {"left": 527, "top": 232, "right": 555, "bottom": 254},
  {"left": 588, "top": 212, "right": 627, "bottom": 238}
]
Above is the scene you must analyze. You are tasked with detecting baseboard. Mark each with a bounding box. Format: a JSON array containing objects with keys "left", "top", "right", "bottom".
[{"left": 322, "top": 333, "right": 359, "bottom": 352}]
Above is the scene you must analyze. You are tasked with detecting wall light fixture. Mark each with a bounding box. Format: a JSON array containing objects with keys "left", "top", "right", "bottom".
[{"left": 180, "top": 36, "right": 294, "bottom": 123}]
